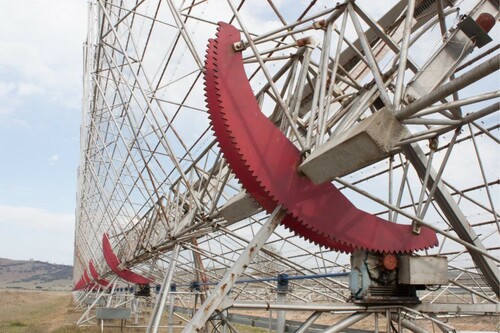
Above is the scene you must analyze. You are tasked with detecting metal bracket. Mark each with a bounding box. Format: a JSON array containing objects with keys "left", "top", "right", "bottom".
[
  {"left": 232, "top": 40, "right": 246, "bottom": 52},
  {"left": 458, "top": 15, "right": 493, "bottom": 48}
]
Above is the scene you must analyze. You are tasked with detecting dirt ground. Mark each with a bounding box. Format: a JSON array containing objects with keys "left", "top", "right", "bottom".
[{"left": 0, "top": 289, "right": 497, "bottom": 332}]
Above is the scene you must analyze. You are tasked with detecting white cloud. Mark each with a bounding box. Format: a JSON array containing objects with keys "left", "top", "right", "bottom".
[
  {"left": 0, "top": 107, "right": 13, "bottom": 116},
  {"left": 0, "top": 205, "right": 74, "bottom": 264},
  {"left": 48, "top": 154, "right": 60, "bottom": 165},
  {"left": 0, "top": 205, "right": 74, "bottom": 233},
  {"left": 0, "top": 81, "right": 16, "bottom": 97},
  {"left": 0, "top": 0, "right": 87, "bottom": 109},
  {"left": 18, "top": 82, "right": 44, "bottom": 96}
]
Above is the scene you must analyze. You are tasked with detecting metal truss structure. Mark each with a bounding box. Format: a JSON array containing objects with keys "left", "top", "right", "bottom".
[{"left": 74, "top": 0, "right": 499, "bottom": 332}]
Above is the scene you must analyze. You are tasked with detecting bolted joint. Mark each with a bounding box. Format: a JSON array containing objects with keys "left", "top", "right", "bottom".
[
  {"left": 212, "top": 222, "right": 220, "bottom": 231},
  {"left": 412, "top": 221, "right": 422, "bottom": 235},
  {"left": 232, "top": 40, "right": 246, "bottom": 52},
  {"left": 429, "top": 137, "right": 439, "bottom": 151},
  {"left": 190, "top": 281, "right": 201, "bottom": 291},
  {"left": 296, "top": 37, "right": 312, "bottom": 47},
  {"left": 296, "top": 36, "right": 320, "bottom": 49},
  {"left": 277, "top": 273, "right": 289, "bottom": 292},
  {"left": 313, "top": 19, "right": 327, "bottom": 30}
]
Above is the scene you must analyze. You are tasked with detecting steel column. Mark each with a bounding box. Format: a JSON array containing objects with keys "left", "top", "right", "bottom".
[
  {"left": 404, "top": 143, "right": 500, "bottom": 296},
  {"left": 147, "top": 243, "right": 181, "bottom": 333},
  {"left": 294, "top": 311, "right": 322, "bottom": 333},
  {"left": 182, "top": 207, "right": 286, "bottom": 332},
  {"left": 396, "top": 54, "right": 500, "bottom": 119},
  {"left": 322, "top": 312, "right": 371, "bottom": 333}
]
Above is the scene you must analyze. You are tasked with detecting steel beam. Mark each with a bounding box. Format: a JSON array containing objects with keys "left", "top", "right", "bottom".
[
  {"left": 396, "top": 54, "right": 500, "bottom": 119},
  {"left": 389, "top": 313, "right": 432, "bottom": 333},
  {"left": 403, "top": 143, "right": 500, "bottom": 296},
  {"left": 276, "top": 290, "right": 287, "bottom": 333},
  {"left": 229, "top": 301, "right": 499, "bottom": 314},
  {"left": 322, "top": 312, "right": 371, "bottom": 333},
  {"left": 182, "top": 207, "right": 286, "bottom": 332},
  {"left": 218, "top": 191, "right": 262, "bottom": 223},
  {"left": 147, "top": 243, "right": 181, "bottom": 333},
  {"left": 294, "top": 311, "right": 323, "bottom": 333}
]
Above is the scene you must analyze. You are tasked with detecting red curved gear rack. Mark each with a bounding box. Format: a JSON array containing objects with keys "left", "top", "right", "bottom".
[
  {"left": 83, "top": 270, "right": 91, "bottom": 285},
  {"left": 102, "top": 233, "right": 152, "bottom": 284},
  {"left": 75, "top": 270, "right": 93, "bottom": 290},
  {"left": 204, "top": 22, "right": 438, "bottom": 253},
  {"left": 85, "top": 283, "right": 96, "bottom": 291},
  {"left": 74, "top": 276, "right": 85, "bottom": 290},
  {"left": 89, "top": 260, "right": 110, "bottom": 287},
  {"left": 204, "top": 38, "right": 352, "bottom": 252}
]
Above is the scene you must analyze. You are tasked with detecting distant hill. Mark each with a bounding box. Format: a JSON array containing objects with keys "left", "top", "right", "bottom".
[{"left": 0, "top": 258, "right": 73, "bottom": 291}]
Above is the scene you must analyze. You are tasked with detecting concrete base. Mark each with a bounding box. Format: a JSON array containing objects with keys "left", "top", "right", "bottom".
[
  {"left": 398, "top": 256, "right": 448, "bottom": 285},
  {"left": 299, "top": 108, "right": 407, "bottom": 184},
  {"left": 219, "top": 191, "right": 262, "bottom": 223},
  {"left": 96, "top": 307, "right": 131, "bottom": 320}
]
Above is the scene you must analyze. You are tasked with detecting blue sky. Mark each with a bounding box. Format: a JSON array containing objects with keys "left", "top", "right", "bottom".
[
  {"left": 0, "top": 0, "right": 437, "bottom": 266},
  {"left": 0, "top": 0, "right": 360, "bottom": 267},
  {"left": 0, "top": 0, "right": 495, "bottom": 267},
  {"left": 0, "top": 1, "right": 86, "bottom": 265}
]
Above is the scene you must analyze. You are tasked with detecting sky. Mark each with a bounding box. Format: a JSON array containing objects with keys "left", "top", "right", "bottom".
[
  {"left": 0, "top": 0, "right": 381, "bottom": 267},
  {"left": 0, "top": 1, "right": 87, "bottom": 265},
  {"left": 0, "top": 0, "right": 496, "bottom": 268}
]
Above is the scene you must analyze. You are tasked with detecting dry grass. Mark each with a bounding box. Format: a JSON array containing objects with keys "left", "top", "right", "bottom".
[
  {"left": 0, "top": 289, "right": 69, "bottom": 332},
  {"left": 0, "top": 290, "right": 103, "bottom": 332},
  {"left": 0, "top": 290, "right": 265, "bottom": 333}
]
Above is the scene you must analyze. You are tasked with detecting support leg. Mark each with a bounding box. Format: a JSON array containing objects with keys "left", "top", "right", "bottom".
[
  {"left": 323, "top": 312, "right": 371, "bottom": 333},
  {"left": 182, "top": 207, "right": 286, "bottom": 332},
  {"left": 294, "top": 311, "right": 322, "bottom": 333},
  {"left": 147, "top": 243, "right": 181, "bottom": 333}
]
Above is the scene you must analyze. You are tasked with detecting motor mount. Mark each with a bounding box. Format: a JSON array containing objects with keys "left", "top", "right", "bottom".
[{"left": 349, "top": 250, "right": 447, "bottom": 304}]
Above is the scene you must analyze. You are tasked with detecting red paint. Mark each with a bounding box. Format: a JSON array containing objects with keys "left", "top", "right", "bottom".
[
  {"left": 204, "top": 36, "right": 352, "bottom": 252},
  {"left": 204, "top": 23, "right": 438, "bottom": 253},
  {"left": 476, "top": 13, "right": 495, "bottom": 33},
  {"left": 89, "top": 260, "right": 110, "bottom": 287},
  {"left": 74, "top": 277, "right": 85, "bottom": 290},
  {"left": 382, "top": 254, "right": 398, "bottom": 271},
  {"left": 83, "top": 269, "right": 91, "bottom": 285},
  {"left": 102, "top": 233, "right": 152, "bottom": 284}
]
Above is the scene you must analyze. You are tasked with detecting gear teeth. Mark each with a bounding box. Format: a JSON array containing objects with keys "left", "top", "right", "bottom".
[
  {"left": 205, "top": 27, "right": 353, "bottom": 253},
  {"left": 204, "top": 22, "right": 437, "bottom": 254}
]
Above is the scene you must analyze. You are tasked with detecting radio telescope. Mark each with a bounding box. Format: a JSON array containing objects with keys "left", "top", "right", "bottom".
[{"left": 74, "top": 0, "right": 499, "bottom": 331}]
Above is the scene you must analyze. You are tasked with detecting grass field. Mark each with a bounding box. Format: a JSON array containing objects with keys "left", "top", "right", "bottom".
[
  {"left": 0, "top": 290, "right": 100, "bottom": 333},
  {"left": 0, "top": 289, "right": 67, "bottom": 332},
  {"left": 0, "top": 290, "right": 266, "bottom": 333}
]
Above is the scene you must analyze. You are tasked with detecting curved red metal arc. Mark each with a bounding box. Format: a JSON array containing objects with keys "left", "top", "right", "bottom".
[
  {"left": 85, "top": 282, "right": 96, "bottom": 291},
  {"left": 102, "top": 233, "right": 151, "bottom": 284},
  {"left": 89, "top": 260, "right": 110, "bottom": 287},
  {"left": 204, "top": 38, "right": 352, "bottom": 252},
  {"left": 74, "top": 277, "right": 85, "bottom": 290},
  {"left": 204, "top": 22, "right": 438, "bottom": 253},
  {"left": 83, "top": 270, "right": 91, "bottom": 285},
  {"left": 73, "top": 271, "right": 91, "bottom": 291}
]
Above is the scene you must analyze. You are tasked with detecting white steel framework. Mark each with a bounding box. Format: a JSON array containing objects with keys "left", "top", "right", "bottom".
[{"left": 74, "top": 0, "right": 499, "bottom": 331}]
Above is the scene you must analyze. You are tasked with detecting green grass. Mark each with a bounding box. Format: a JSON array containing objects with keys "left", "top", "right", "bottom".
[{"left": 9, "top": 321, "right": 27, "bottom": 327}]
